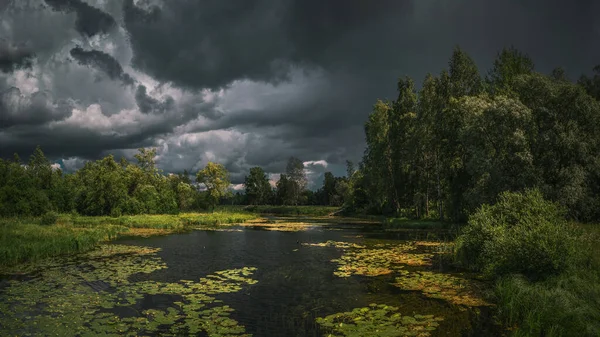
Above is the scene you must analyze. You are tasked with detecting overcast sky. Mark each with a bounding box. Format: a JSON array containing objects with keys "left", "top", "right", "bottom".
[{"left": 1, "top": 0, "right": 598, "bottom": 189}]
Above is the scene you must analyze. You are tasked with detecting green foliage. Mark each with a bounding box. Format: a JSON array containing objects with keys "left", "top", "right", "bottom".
[
  {"left": 40, "top": 211, "right": 58, "bottom": 226},
  {"left": 274, "top": 156, "right": 307, "bottom": 206},
  {"left": 494, "top": 272, "right": 600, "bottom": 337},
  {"left": 316, "top": 304, "right": 444, "bottom": 337},
  {"left": 0, "top": 221, "right": 124, "bottom": 268},
  {"left": 196, "top": 162, "right": 231, "bottom": 211},
  {"left": 486, "top": 46, "right": 535, "bottom": 95},
  {"left": 455, "top": 189, "right": 576, "bottom": 280},
  {"left": 354, "top": 46, "right": 600, "bottom": 223},
  {"left": 244, "top": 166, "right": 272, "bottom": 205},
  {"left": 578, "top": 65, "right": 600, "bottom": 100}
]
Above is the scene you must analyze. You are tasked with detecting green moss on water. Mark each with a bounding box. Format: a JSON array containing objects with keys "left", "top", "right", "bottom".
[
  {"left": 0, "top": 244, "right": 258, "bottom": 337},
  {"left": 316, "top": 303, "right": 444, "bottom": 337}
]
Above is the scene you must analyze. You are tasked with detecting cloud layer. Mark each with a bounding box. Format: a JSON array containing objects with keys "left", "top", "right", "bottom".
[{"left": 1, "top": 0, "right": 598, "bottom": 187}]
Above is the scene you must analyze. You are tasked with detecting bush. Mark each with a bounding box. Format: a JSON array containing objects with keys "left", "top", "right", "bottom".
[
  {"left": 455, "top": 189, "right": 577, "bottom": 280},
  {"left": 40, "top": 211, "right": 58, "bottom": 226}
]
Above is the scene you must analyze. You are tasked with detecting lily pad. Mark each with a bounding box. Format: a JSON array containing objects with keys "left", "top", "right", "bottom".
[
  {"left": 392, "top": 270, "right": 491, "bottom": 307},
  {"left": 0, "top": 244, "right": 258, "bottom": 336},
  {"left": 316, "top": 304, "right": 444, "bottom": 337}
]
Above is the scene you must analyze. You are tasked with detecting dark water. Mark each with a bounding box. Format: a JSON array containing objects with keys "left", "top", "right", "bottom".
[{"left": 114, "top": 224, "right": 500, "bottom": 337}]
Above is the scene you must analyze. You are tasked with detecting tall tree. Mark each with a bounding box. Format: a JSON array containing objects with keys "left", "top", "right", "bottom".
[
  {"left": 285, "top": 157, "right": 306, "bottom": 205},
  {"left": 275, "top": 174, "right": 297, "bottom": 206},
  {"left": 578, "top": 65, "right": 600, "bottom": 100},
  {"left": 448, "top": 46, "right": 483, "bottom": 98},
  {"left": 486, "top": 46, "right": 534, "bottom": 95},
  {"left": 244, "top": 167, "right": 271, "bottom": 205},
  {"left": 196, "top": 162, "right": 231, "bottom": 212},
  {"left": 322, "top": 172, "right": 337, "bottom": 206}
]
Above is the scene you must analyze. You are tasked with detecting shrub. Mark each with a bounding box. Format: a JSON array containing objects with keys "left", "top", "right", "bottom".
[
  {"left": 455, "top": 189, "right": 576, "bottom": 280},
  {"left": 40, "top": 211, "right": 58, "bottom": 226}
]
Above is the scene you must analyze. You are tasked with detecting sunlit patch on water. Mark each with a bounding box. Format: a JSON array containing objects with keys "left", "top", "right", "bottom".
[{"left": 0, "top": 244, "right": 258, "bottom": 336}]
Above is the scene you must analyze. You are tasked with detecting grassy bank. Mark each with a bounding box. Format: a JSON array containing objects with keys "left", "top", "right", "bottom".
[
  {"left": 492, "top": 223, "right": 600, "bottom": 336},
  {"left": 0, "top": 211, "right": 260, "bottom": 272}
]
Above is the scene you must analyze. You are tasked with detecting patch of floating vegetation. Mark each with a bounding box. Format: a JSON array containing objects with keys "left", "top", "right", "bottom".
[
  {"left": 316, "top": 303, "right": 444, "bottom": 337},
  {"left": 302, "top": 240, "right": 366, "bottom": 249},
  {"left": 0, "top": 244, "right": 257, "bottom": 336},
  {"left": 303, "top": 241, "right": 432, "bottom": 277},
  {"left": 305, "top": 240, "right": 491, "bottom": 308},
  {"left": 201, "top": 228, "right": 244, "bottom": 232},
  {"left": 239, "top": 221, "right": 316, "bottom": 232},
  {"left": 392, "top": 270, "right": 491, "bottom": 307}
]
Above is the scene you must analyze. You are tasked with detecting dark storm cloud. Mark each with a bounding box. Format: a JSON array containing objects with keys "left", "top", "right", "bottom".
[
  {"left": 70, "top": 47, "right": 134, "bottom": 85},
  {"left": 123, "top": 0, "right": 412, "bottom": 90},
  {"left": 0, "top": 88, "right": 72, "bottom": 129},
  {"left": 0, "top": 41, "right": 34, "bottom": 73},
  {"left": 135, "top": 85, "right": 173, "bottom": 113},
  {"left": 44, "top": 0, "right": 116, "bottom": 37}
]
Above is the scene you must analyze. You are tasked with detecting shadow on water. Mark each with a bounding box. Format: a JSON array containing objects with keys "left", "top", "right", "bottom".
[{"left": 111, "top": 223, "right": 500, "bottom": 337}]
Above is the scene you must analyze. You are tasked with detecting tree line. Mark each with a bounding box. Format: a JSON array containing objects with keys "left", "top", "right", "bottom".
[{"left": 0, "top": 147, "right": 352, "bottom": 216}]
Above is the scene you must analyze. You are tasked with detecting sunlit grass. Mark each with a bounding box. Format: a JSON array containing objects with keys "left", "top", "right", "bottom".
[
  {"left": 0, "top": 222, "right": 126, "bottom": 270},
  {"left": 0, "top": 211, "right": 261, "bottom": 270}
]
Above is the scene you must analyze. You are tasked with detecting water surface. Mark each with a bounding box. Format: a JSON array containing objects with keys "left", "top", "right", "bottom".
[{"left": 0, "top": 222, "right": 500, "bottom": 336}]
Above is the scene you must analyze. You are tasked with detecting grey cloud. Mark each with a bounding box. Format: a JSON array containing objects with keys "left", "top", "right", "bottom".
[
  {"left": 0, "top": 87, "right": 71, "bottom": 128},
  {"left": 70, "top": 47, "right": 134, "bottom": 85},
  {"left": 135, "top": 85, "right": 174, "bottom": 113},
  {"left": 44, "top": 0, "right": 116, "bottom": 37},
  {"left": 0, "top": 40, "right": 34, "bottom": 73}
]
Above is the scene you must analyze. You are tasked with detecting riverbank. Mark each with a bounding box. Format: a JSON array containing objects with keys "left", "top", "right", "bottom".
[
  {"left": 0, "top": 207, "right": 456, "bottom": 273},
  {"left": 0, "top": 211, "right": 260, "bottom": 272}
]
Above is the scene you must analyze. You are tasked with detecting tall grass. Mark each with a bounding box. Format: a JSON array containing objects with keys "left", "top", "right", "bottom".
[
  {"left": 0, "top": 222, "right": 126, "bottom": 269},
  {"left": 493, "top": 223, "right": 600, "bottom": 337},
  {"left": 0, "top": 211, "right": 261, "bottom": 271}
]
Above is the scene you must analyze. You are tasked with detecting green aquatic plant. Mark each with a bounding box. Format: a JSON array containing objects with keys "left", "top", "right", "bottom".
[
  {"left": 392, "top": 270, "right": 491, "bottom": 307},
  {"left": 302, "top": 240, "right": 366, "bottom": 249},
  {"left": 0, "top": 244, "right": 258, "bottom": 336},
  {"left": 316, "top": 303, "right": 444, "bottom": 337},
  {"left": 304, "top": 241, "right": 432, "bottom": 278}
]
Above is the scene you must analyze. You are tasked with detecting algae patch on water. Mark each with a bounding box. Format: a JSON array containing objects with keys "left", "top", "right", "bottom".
[
  {"left": 392, "top": 270, "right": 491, "bottom": 307},
  {"left": 316, "top": 303, "right": 444, "bottom": 337},
  {"left": 305, "top": 240, "right": 491, "bottom": 308},
  {"left": 303, "top": 241, "right": 432, "bottom": 277},
  {"left": 0, "top": 244, "right": 258, "bottom": 336}
]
